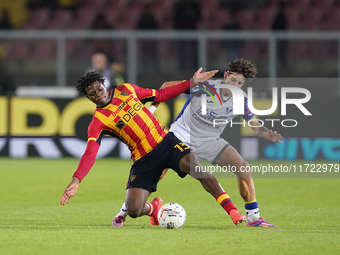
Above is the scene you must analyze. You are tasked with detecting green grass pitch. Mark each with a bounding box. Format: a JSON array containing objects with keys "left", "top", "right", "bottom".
[{"left": 0, "top": 158, "right": 339, "bottom": 255}]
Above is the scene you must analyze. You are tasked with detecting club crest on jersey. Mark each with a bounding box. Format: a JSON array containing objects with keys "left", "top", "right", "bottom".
[
  {"left": 120, "top": 90, "right": 129, "bottom": 96},
  {"left": 130, "top": 175, "right": 136, "bottom": 182},
  {"left": 198, "top": 83, "right": 223, "bottom": 106}
]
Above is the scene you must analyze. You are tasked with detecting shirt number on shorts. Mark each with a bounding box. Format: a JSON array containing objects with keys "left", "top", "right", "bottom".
[{"left": 174, "top": 143, "right": 189, "bottom": 152}]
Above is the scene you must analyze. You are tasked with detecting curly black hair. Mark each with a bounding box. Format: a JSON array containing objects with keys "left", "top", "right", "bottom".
[
  {"left": 77, "top": 71, "right": 105, "bottom": 96},
  {"left": 226, "top": 58, "right": 257, "bottom": 80}
]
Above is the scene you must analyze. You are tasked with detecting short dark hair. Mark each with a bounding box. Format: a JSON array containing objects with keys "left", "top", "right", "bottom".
[
  {"left": 226, "top": 58, "right": 257, "bottom": 80},
  {"left": 77, "top": 71, "right": 105, "bottom": 96}
]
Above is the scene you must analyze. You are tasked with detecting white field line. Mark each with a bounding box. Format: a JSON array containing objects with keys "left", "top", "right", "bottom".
[{"left": 0, "top": 225, "right": 339, "bottom": 232}]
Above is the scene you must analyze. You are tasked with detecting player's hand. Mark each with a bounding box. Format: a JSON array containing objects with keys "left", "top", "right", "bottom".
[
  {"left": 193, "top": 67, "right": 219, "bottom": 84},
  {"left": 268, "top": 130, "right": 283, "bottom": 144},
  {"left": 60, "top": 177, "right": 80, "bottom": 205}
]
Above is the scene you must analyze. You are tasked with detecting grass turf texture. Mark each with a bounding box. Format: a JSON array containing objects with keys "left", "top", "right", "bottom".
[{"left": 0, "top": 158, "right": 339, "bottom": 255}]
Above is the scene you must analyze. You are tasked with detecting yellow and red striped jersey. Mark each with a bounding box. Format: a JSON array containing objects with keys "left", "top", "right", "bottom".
[
  {"left": 88, "top": 83, "right": 168, "bottom": 161},
  {"left": 73, "top": 79, "right": 193, "bottom": 181}
]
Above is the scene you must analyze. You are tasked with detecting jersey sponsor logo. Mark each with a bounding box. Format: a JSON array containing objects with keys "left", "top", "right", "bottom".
[
  {"left": 191, "top": 113, "right": 215, "bottom": 127},
  {"left": 118, "top": 99, "right": 128, "bottom": 110},
  {"left": 198, "top": 107, "right": 217, "bottom": 117},
  {"left": 115, "top": 119, "right": 126, "bottom": 130},
  {"left": 118, "top": 95, "right": 133, "bottom": 110},
  {"left": 122, "top": 101, "right": 143, "bottom": 123},
  {"left": 111, "top": 95, "right": 134, "bottom": 118}
]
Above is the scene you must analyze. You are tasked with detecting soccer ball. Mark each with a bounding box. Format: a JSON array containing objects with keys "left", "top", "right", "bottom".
[{"left": 158, "top": 202, "right": 186, "bottom": 229}]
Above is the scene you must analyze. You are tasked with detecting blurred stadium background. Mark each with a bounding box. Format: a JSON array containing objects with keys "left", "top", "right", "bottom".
[{"left": 0, "top": 0, "right": 339, "bottom": 161}]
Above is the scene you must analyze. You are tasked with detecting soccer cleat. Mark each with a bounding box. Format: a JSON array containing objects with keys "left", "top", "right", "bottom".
[
  {"left": 149, "top": 197, "right": 162, "bottom": 226},
  {"left": 229, "top": 209, "right": 247, "bottom": 226},
  {"left": 246, "top": 216, "right": 278, "bottom": 227},
  {"left": 111, "top": 215, "right": 125, "bottom": 226}
]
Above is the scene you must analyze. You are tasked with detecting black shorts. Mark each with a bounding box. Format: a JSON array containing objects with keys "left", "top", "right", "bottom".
[{"left": 126, "top": 132, "right": 191, "bottom": 193}]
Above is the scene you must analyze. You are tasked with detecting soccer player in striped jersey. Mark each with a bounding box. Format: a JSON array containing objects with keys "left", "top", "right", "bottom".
[
  {"left": 114, "top": 59, "right": 281, "bottom": 227},
  {"left": 60, "top": 70, "right": 247, "bottom": 227}
]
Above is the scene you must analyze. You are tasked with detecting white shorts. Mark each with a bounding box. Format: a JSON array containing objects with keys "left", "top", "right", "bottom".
[{"left": 190, "top": 137, "right": 229, "bottom": 165}]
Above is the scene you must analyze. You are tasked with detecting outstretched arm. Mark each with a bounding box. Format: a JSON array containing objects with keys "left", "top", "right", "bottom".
[
  {"left": 154, "top": 68, "right": 218, "bottom": 103},
  {"left": 249, "top": 119, "right": 283, "bottom": 144},
  {"left": 149, "top": 67, "right": 218, "bottom": 111},
  {"left": 60, "top": 140, "right": 100, "bottom": 205},
  {"left": 148, "top": 81, "right": 184, "bottom": 111},
  {"left": 158, "top": 67, "right": 216, "bottom": 90}
]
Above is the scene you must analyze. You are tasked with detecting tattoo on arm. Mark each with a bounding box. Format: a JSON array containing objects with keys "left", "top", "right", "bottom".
[{"left": 257, "top": 126, "right": 269, "bottom": 138}]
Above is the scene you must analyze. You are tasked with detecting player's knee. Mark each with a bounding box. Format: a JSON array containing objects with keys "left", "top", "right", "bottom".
[
  {"left": 127, "top": 208, "right": 141, "bottom": 218},
  {"left": 234, "top": 160, "right": 251, "bottom": 178},
  {"left": 195, "top": 173, "right": 217, "bottom": 185},
  {"left": 126, "top": 205, "right": 143, "bottom": 218},
  {"left": 243, "top": 160, "right": 250, "bottom": 169},
  {"left": 239, "top": 160, "right": 251, "bottom": 178},
  {"left": 190, "top": 168, "right": 212, "bottom": 180}
]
